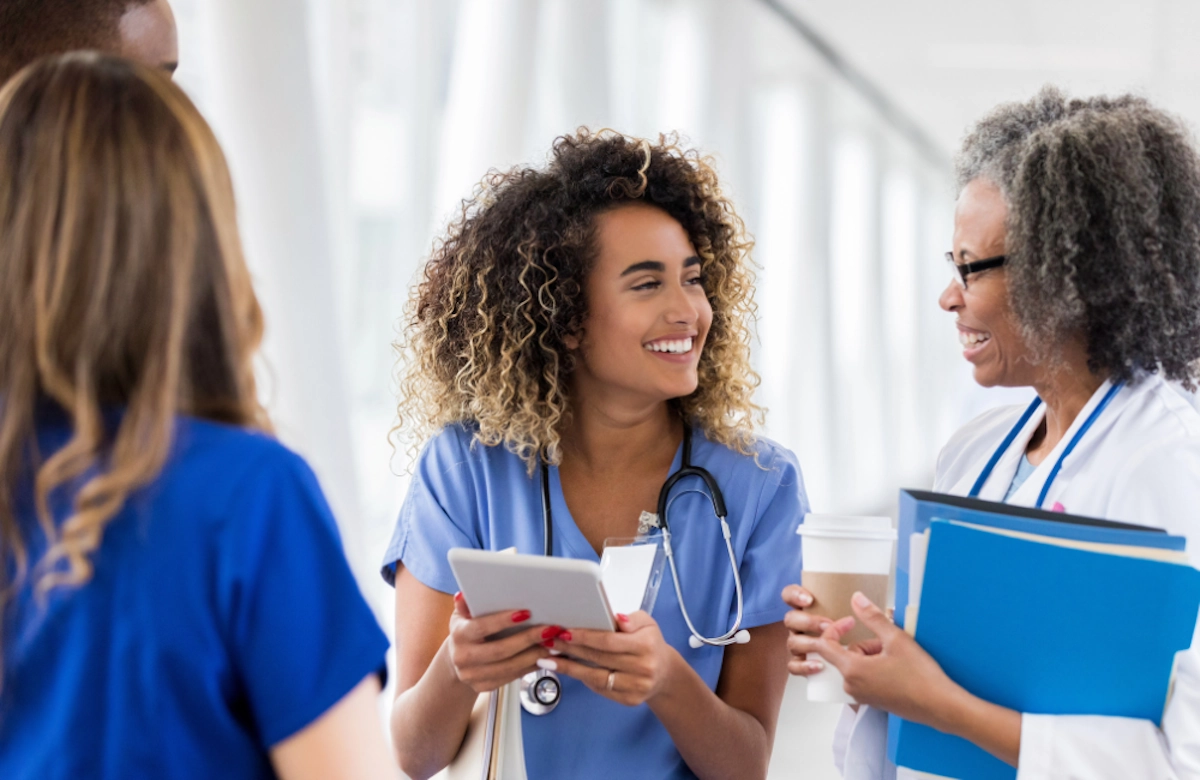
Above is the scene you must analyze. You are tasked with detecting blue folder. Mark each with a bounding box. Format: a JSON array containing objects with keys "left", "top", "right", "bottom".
[
  {"left": 887, "top": 518, "right": 1200, "bottom": 780},
  {"left": 894, "top": 489, "right": 1183, "bottom": 633}
]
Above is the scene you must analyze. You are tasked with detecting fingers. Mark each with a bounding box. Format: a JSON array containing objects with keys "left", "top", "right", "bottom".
[
  {"left": 781, "top": 584, "right": 815, "bottom": 609},
  {"left": 454, "top": 643, "right": 549, "bottom": 692},
  {"left": 453, "top": 591, "right": 473, "bottom": 619},
  {"left": 787, "top": 655, "right": 826, "bottom": 677},
  {"left": 548, "top": 639, "right": 641, "bottom": 674},
  {"left": 850, "top": 638, "right": 884, "bottom": 656},
  {"left": 542, "top": 656, "right": 650, "bottom": 707},
  {"left": 539, "top": 655, "right": 607, "bottom": 693},
  {"left": 454, "top": 607, "right": 536, "bottom": 644},
  {"left": 810, "top": 617, "right": 856, "bottom": 674},
  {"left": 615, "top": 611, "right": 654, "bottom": 633},
  {"left": 849, "top": 592, "right": 898, "bottom": 639},
  {"left": 564, "top": 627, "right": 632, "bottom": 654},
  {"left": 783, "top": 608, "right": 832, "bottom": 636},
  {"left": 470, "top": 624, "right": 552, "bottom": 665},
  {"left": 787, "top": 630, "right": 821, "bottom": 659}
]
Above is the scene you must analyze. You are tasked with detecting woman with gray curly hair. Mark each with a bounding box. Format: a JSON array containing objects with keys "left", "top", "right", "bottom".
[{"left": 784, "top": 87, "right": 1200, "bottom": 778}]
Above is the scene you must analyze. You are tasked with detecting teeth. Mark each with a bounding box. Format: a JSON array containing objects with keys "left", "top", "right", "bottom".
[
  {"left": 646, "top": 337, "right": 694, "bottom": 354},
  {"left": 959, "top": 331, "right": 991, "bottom": 347}
]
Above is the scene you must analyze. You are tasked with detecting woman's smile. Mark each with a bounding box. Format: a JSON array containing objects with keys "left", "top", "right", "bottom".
[
  {"left": 957, "top": 324, "right": 992, "bottom": 361},
  {"left": 643, "top": 334, "right": 698, "bottom": 363}
]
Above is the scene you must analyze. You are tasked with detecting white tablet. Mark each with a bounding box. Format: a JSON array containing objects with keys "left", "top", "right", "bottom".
[{"left": 447, "top": 548, "right": 615, "bottom": 632}]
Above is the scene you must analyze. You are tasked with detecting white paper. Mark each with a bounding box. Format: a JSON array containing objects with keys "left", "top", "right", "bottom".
[
  {"left": 909, "top": 531, "right": 929, "bottom": 607},
  {"left": 599, "top": 543, "right": 659, "bottom": 615}
]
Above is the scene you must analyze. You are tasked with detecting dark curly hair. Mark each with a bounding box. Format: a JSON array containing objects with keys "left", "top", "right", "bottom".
[
  {"left": 957, "top": 86, "right": 1200, "bottom": 386},
  {"left": 394, "top": 129, "right": 760, "bottom": 470}
]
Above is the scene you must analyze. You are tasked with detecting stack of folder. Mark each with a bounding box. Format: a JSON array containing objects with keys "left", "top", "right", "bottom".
[{"left": 888, "top": 490, "right": 1200, "bottom": 780}]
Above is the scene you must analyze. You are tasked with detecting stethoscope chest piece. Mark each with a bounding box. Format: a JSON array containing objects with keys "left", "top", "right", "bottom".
[{"left": 520, "top": 669, "right": 561, "bottom": 715}]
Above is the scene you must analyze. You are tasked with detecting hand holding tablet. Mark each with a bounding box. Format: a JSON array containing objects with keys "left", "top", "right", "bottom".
[{"left": 448, "top": 548, "right": 617, "bottom": 632}]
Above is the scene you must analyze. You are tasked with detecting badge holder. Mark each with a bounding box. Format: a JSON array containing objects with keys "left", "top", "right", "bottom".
[{"left": 600, "top": 531, "right": 667, "bottom": 617}]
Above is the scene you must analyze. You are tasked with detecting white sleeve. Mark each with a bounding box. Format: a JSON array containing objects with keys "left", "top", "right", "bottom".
[
  {"left": 1017, "top": 440, "right": 1200, "bottom": 779},
  {"left": 832, "top": 705, "right": 896, "bottom": 780}
]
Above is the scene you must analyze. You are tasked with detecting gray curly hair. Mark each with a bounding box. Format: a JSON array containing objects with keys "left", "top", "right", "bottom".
[{"left": 956, "top": 86, "right": 1200, "bottom": 387}]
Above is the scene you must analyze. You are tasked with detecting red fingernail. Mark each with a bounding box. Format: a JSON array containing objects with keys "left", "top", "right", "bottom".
[
  {"left": 559, "top": 630, "right": 572, "bottom": 642},
  {"left": 541, "top": 626, "right": 562, "bottom": 640},
  {"left": 511, "top": 610, "right": 531, "bottom": 623},
  {"left": 617, "top": 613, "right": 629, "bottom": 623},
  {"left": 542, "top": 639, "right": 555, "bottom": 648},
  {"left": 454, "top": 591, "right": 463, "bottom": 602}
]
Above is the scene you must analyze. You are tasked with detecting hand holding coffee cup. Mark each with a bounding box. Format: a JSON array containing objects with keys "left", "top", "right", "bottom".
[{"left": 791, "top": 514, "right": 896, "bottom": 703}]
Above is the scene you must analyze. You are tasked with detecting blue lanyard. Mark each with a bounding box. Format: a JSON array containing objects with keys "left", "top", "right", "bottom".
[{"left": 968, "top": 382, "right": 1125, "bottom": 508}]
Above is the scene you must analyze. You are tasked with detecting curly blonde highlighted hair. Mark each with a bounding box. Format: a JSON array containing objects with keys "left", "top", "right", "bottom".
[{"left": 396, "top": 130, "right": 761, "bottom": 471}]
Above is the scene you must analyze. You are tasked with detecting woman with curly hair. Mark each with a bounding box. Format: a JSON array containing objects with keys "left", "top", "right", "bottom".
[
  {"left": 785, "top": 87, "right": 1200, "bottom": 778},
  {"left": 0, "top": 54, "right": 394, "bottom": 779},
  {"left": 383, "top": 130, "right": 807, "bottom": 780}
]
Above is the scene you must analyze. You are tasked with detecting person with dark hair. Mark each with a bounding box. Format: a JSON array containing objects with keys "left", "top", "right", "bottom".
[
  {"left": 384, "top": 130, "right": 806, "bottom": 779},
  {"left": 0, "top": 0, "right": 177, "bottom": 85},
  {"left": 0, "top": 53, "right": 395, "bottom": 780},
  {"left": 784, "top": 86, "right": 1200, "bottom": 778}
]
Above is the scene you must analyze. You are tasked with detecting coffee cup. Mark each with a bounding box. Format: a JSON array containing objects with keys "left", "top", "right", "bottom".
[{"left": 795, "top": 514, "right": 896, "bottom": 703}]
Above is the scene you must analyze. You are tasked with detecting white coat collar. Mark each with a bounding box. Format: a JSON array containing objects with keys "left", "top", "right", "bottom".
[{"left": 953, "top": 378, "right": 1132, "bottom": 507}]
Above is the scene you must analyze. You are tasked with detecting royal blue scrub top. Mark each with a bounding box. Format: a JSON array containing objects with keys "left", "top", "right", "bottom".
[
  {"left": 2, "top": 410, "right": 389, "bottom": 780},
  {"left": 382, "top": 423, "right": 808, "bottom": 780}
]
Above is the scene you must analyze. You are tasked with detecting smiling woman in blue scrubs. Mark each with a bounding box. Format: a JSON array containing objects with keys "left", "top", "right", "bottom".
[{"left": 384, "top": 131, "right": 808, "bottom": 780}]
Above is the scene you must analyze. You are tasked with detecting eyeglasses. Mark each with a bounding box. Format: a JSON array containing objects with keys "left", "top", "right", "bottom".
[{"left": 945, "top": 252, "right": 1006, "bottom": 290}]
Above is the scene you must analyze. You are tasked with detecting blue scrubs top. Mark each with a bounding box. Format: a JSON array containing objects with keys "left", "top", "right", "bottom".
[
  {"left": 382, "top": 423, "right": 808, "bottom": 780},
  {"left": 2, "top": 411, "right": 389, "bottom": 780}
]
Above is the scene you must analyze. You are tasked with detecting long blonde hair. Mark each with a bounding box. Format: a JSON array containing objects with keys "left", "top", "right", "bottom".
[{"left": 0, "top": 54, "right": 268, "bottom": 633}]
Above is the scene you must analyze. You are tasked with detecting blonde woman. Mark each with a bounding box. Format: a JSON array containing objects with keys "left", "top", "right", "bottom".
[
  {"left": 384, "top": 131, "right": 807, "bottom": 780},
  {"left": 0, "top": 55, "right": 394, "bottom": 779}
]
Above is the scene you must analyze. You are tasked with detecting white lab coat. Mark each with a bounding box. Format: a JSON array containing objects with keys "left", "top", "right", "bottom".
[{"left": 833, "top": 374, "right": 1200, "bottom": 780}]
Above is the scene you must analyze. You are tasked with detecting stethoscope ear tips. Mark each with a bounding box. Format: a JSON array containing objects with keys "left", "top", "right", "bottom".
[{"left": 687, "top": 629, "right": 751, "bottom": 649}]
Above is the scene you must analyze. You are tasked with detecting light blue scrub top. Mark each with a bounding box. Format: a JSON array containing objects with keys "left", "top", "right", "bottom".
[
  {"left": 1002, "top": 454, "right": 1037, "bottom": 502},
  {"left": 382, "top": 423, "right": 808, "bottom": 780}
]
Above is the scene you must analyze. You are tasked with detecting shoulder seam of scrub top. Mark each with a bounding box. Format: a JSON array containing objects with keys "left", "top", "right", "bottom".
[
  {"left": 429, "top": 426, "right": 486, "bottom": 547},
  {"left": 438, "top": 423, "right": 482, "bottom": 479},
  {"left": 748, "top": 442, "right": 784, "bottom": 522}
]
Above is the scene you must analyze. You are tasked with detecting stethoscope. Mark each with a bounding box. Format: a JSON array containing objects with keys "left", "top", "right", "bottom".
[
  {"left": 520, "top": 425, "right": 749, "bottom": 715},
  {"left": 970, "top": 381, "right": 1125, "bottom": 508}
]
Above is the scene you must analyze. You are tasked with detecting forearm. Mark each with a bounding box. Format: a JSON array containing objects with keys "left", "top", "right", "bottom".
[
  {"left": 934, "top": 687, "right": 1022, "bottom": 768},
  {"left": 649, "top": 649, "right": 773, "bottom": 780},
  {"left": 389, "top": 639, "right": 480, "bottom": 780}
]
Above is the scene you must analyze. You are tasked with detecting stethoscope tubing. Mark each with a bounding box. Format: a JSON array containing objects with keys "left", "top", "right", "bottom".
[{"left": 538, "top": 425, "right": 745, "bottom": 648}]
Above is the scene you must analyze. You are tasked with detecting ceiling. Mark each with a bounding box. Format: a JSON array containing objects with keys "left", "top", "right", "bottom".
[{"left": 775, "top": 0, "right": 1200, "bottom": 159}]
